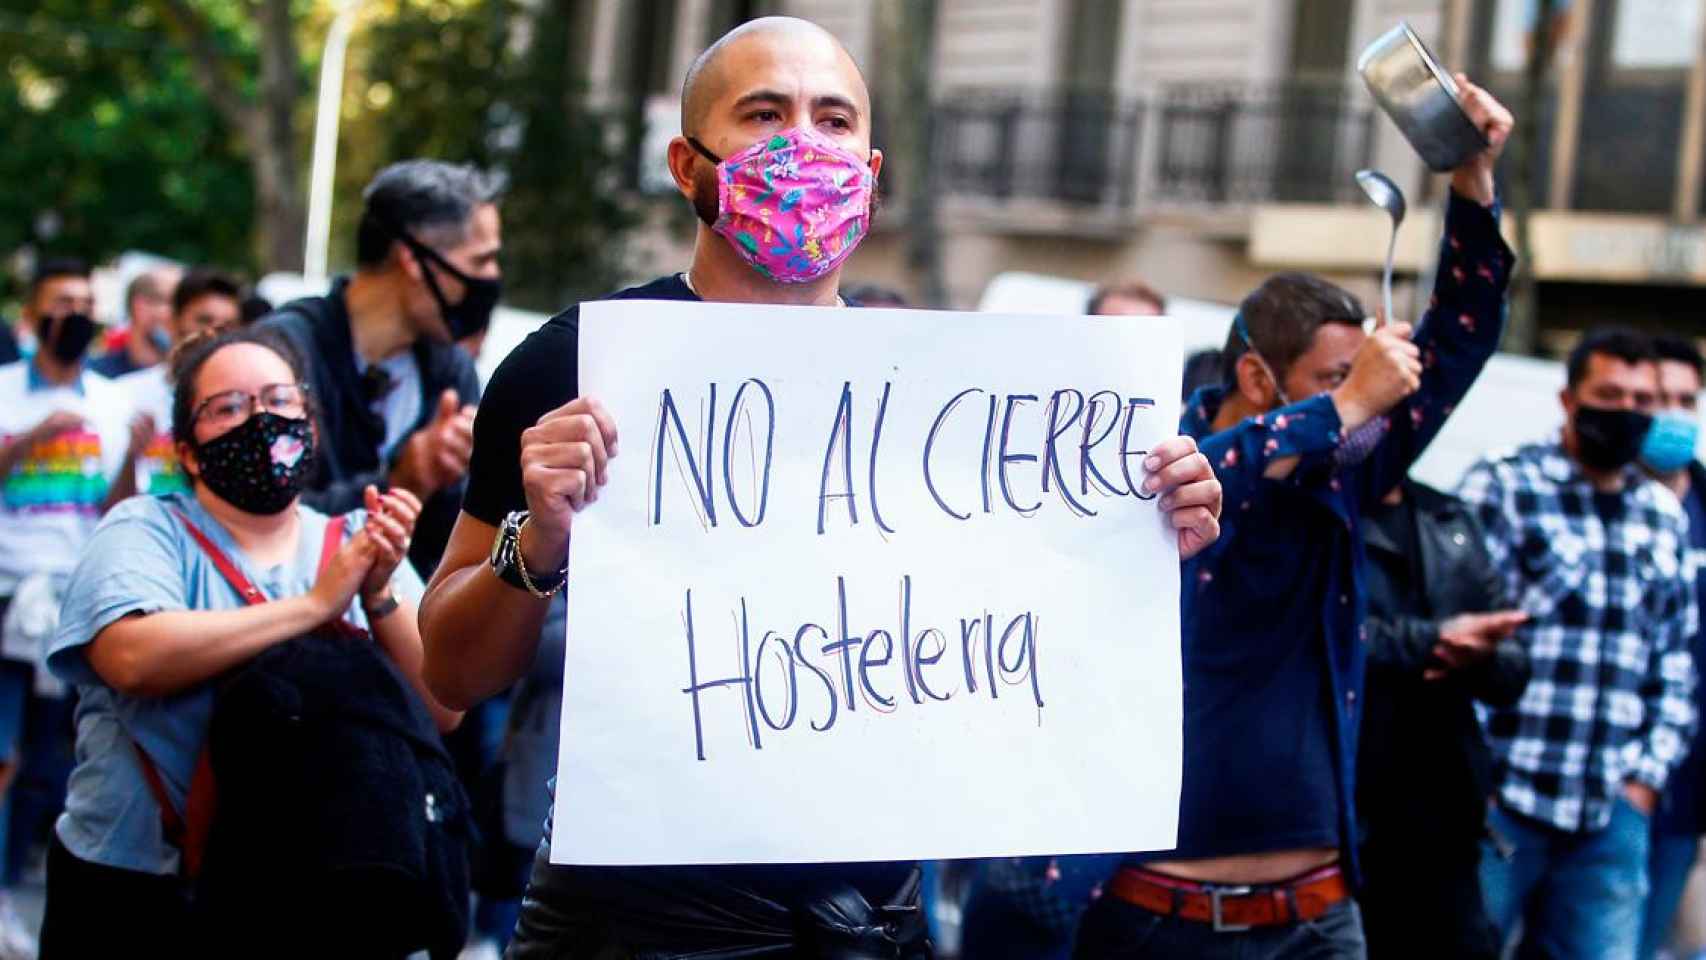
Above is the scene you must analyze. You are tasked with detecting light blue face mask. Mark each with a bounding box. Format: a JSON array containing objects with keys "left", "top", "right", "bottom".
[{"left": 1641, "top": 410, "right": 1700, "bottom": 474}]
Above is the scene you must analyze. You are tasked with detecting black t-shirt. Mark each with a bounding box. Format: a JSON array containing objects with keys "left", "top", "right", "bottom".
[
  {"left": 463, "top": 275, "right": 914, "bottom": 939},
  {"left": 464, "top": 274, "right": 694, "bottom": 526}
]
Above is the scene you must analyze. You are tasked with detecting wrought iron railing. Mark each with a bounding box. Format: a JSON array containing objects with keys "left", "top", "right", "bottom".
[
  {"left": 1152, "top": 83, "right": 1376, "bottom": 205},
  {"left": 929, "top": 83, "right": 1376, "bottom": 211},
  {"left": 932, "top": 91, "right": 1143, "bottom": 208}
]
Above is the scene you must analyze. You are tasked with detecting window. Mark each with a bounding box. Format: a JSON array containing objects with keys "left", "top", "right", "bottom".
[{"left": 708, "top": 0, "right": 767, "bottom": 37}]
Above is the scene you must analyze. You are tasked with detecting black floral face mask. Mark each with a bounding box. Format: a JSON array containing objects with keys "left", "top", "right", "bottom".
[{"left": 193, "top": 412, "right": 317, "bottom": 515}]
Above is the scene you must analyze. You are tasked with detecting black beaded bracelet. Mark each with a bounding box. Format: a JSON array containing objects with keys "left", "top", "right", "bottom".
[{"left": 364, "top": 593, "right": 401, "bottom": 621}]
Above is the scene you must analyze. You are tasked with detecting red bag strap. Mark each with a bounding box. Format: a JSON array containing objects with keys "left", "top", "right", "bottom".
[
  {"left": 133, "top": 746, "right": 185, "bottom": 845},
  {"left": 319, "top": 514, "right": 346, "bottom": 576},
  {"left": 172, "top": 509, "right": 347, "bottom": 604},
  {"left": 171, "top": 509, "right": 268, "bottom": 607},
  {"left": 131, "top": 745, "right": 216, "bottom": 879},
  {"left": 317, "top": 515, "right": 368, "bottom": 641}
]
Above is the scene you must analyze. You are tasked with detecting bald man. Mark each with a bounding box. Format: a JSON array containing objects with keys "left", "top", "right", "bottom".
[{"left": 419, "top": 18, "right": 1222, "bottom": 957}]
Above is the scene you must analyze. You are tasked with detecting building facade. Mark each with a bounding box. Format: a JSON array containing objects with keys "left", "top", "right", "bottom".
[{"left": 566, "top": 0, "right": 1706, "bottom": 346}]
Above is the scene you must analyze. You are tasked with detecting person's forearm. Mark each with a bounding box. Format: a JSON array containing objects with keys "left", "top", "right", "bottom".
[
  {"left": 89, "top": 595, "right": 329, "bottom": 698},
  {"left": 101, "top": 458, "right": 140, "bottom": 513},
  {"left": 1451, "top": 171, "right": 1497, "bottom": 209},
  {"left": 1362, "top": 615, "right": 1437, "bottom": 673},
  {"left": 0, "top": 434, "right": 39, "bottom": 481},
  {"left": 419, "top": 563, "right": 552, "bottom": 711},
  {"left": 370, "top": 599, "right": 462, "bottom": 732},
  {"left": 1201, "top": 393, "right": 1347, "bottom": 489}
]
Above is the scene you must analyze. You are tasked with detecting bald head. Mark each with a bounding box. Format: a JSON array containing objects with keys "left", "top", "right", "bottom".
[
  {"left": 681, "top": 17, "right": 868, "bottom": 136},
  {"left": 667, "top": 14, "right": 885, "bottom": 262}
]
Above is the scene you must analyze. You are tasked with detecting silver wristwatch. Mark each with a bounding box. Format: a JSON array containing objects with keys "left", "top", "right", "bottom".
[{"left": 489, "top": 510, "right": 567, "bottom": 598}]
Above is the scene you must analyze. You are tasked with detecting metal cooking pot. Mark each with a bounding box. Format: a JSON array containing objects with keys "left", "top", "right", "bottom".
[{"left": 1357, "top": 22, "right": 1488, "bottom": 172}]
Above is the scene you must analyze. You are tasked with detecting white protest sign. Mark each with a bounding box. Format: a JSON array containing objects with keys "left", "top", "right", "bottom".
[{"left": 552, "top": 300, "right": 1183, "bottom": 866}]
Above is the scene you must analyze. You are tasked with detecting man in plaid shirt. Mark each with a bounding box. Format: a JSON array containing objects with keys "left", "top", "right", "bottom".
[{"left": 1459, "top": 329, "right": 1698, "bottom": 960}]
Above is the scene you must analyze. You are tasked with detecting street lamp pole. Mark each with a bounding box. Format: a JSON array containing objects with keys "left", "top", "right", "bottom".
[{"left": 304, "top": 0, "right": 362, "bottom": 281}]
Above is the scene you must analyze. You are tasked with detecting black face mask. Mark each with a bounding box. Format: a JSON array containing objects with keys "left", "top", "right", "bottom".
[
  {"left": 194, "top": 412, "right": 317, "bottom": 515},
  {"left": 1574, "top": 405, "right": 1653, "bottom": 472},
  {"left": 45, "top": 312, "right": 96, "bottom": 366},
  {"left": 396, "top": 231, "right": 501, "bottom": 341}
]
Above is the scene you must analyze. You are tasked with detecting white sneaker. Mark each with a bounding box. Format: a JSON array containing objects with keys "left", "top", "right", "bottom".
[{"left": 457, "top": 939, "right": 501, "bottom": 960}]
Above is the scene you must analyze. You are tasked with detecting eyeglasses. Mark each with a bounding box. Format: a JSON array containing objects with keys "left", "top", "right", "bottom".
[{"left": 192, "top": 383, "right": 309, "bottom": 432}]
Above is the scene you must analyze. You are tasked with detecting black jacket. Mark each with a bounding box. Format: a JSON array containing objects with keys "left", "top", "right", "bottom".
[
  {"left": 261, "top": 278, "right": 481, "bottom": 576},
  {"left": 1356, "top": 479, "right": 1531, "bottom": 852},
  {"left": 197, "top": 627, "right": 471, "bottom": 959}
]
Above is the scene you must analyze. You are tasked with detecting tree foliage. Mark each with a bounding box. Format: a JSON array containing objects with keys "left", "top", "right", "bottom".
[
  {"left": 1, "top": 0, "right": 637, "bottom": 312},
  {"left": 0, "top": 2, "right": 254, "bottom": 300},
  {"left": 340, "top": 0, "right": 637, "bottom": 311}
]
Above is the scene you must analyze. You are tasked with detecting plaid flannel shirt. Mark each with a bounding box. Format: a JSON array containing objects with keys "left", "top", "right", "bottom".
[{"left": 1458, "top": 439, "right": 1699, "bottom": 833}]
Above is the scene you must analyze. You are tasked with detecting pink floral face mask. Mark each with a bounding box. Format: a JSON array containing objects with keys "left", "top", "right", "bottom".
[{"left": 687, "top": 128, "right": 874, "bottom": 284}]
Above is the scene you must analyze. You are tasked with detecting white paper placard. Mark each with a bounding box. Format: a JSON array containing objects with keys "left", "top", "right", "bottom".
[{"left": 551, "top": 300, "right": 1184, "bottom": 866}]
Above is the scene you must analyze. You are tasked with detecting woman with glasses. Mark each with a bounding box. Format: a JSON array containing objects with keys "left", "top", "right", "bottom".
[{"left": 35, "top": 326, "right": 459, "bottom": 954}]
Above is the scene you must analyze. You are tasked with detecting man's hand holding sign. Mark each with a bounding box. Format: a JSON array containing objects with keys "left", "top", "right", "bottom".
[{"left": 515, "top": 396, "right": 617, "bottom": 573}]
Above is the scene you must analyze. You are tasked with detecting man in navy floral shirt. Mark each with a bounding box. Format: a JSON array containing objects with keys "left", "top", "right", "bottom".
[{"left": 1075, "top": 75, "right": 1515, "bottom": 960}]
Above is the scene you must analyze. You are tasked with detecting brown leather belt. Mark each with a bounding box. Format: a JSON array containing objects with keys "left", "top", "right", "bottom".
[{"left": 1106, "top": 865, "right": 1351, "bottom": 933}]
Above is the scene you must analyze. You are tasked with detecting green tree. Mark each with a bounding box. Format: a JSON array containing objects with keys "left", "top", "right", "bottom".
[
  {"left": 0, "top": 0, "right": 637, "bottom": 311},
  {"left": 496, "top": 0, "right": 637, "bottom": 309},
  {"left": 330, "top": 0, "right": 517, "bottom": 270},
  {"left": 149, "top": 0, "right": 309, "bottom": 273},
  {"left": 0, "top": 2, "right": 254, "bottom": 299},
  {"left": 338, "top": 0, "right": 636, "bottom": 310}
]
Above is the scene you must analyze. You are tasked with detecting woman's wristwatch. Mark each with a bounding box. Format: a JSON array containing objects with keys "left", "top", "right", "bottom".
[{"left": 490, "top": 510, "right": 568, "bottom": 598}]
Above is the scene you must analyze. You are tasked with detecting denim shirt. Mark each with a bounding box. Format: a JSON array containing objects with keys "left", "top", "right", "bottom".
[{"left": 1164, "top": 191, "right": 1514, "bottom": 883}]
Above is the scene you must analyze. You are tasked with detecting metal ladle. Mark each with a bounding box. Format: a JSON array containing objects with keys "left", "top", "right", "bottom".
[{"left": 1354, "top": 168, "right": 1407, "bottom": 324}]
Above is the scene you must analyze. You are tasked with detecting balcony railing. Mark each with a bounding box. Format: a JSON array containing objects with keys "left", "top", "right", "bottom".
[
  {"left": 1153, "top": 84, "right": 1375, "bottom": 205},
  {"left": 930, "top": 84, "right": 1376, "bottom": 215},
  {"left": 933, "top": 91, "right": 1143, "bottom": 209}
]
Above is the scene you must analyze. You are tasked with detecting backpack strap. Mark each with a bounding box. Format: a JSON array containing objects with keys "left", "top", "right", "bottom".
[
  {"left": 318, "top": 516, "right": 370, "bottom": 642},
  {"left": 320, "top": 514, "right": 347, "bottom": 575},
  {"left": 172, "top": 509, "right": 269, "bottom": 607},
  {"left": 134, "top": 740, "right": 216, "bottom": 879}
]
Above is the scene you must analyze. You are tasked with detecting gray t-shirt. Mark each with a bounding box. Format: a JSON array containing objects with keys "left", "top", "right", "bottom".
[{"left": 47, "top": 492, "right": 424, "bottom": 875}]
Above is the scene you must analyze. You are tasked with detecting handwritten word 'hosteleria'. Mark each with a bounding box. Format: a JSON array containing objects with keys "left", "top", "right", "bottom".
[
  {"left": 650, "top": 380, "right": 1160, "bottom": 532},
  {"left": 680, "top": 576, "right": 1042, "bottom": 762},
  {"left": 648, "top": 379, "right": 1158, "bottom": 761}
]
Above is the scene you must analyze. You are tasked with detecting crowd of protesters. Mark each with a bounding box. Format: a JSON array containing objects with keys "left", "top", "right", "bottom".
[{"left": 0, "top": 13, "right": 1701, "bottom": 960}]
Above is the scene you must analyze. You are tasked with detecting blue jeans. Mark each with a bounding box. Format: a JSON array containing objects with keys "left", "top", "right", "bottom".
[
  {"left": 1481, "top": 797, "right": 1650, "bottom": 960},
  {"left": 1642, "top": 831, "right": 1700, "bottom": 960}
]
